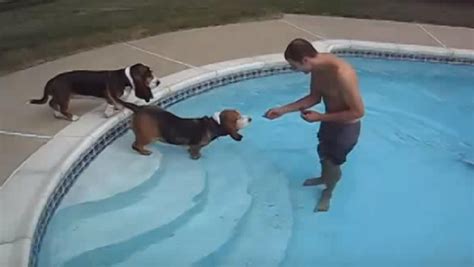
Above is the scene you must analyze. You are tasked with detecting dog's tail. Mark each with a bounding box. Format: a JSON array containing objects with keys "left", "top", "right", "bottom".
[
  {"left": 29, "top": 81, "right": 52, "bottom": 104},
  {"left": 114, "top": 97, "right": 141, "bottom": 113}
]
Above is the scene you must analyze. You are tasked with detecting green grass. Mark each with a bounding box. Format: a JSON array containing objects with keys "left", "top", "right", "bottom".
[{"left": 1, "top": 0, "right": 473, "bottom": 75}]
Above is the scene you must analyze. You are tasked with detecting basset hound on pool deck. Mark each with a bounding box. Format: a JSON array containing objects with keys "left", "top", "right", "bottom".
[
  {"left": 114, "top": 97, "right": 252, "bottom": 159},
  {"left": 29, "top": 63, "right": 160, "bottom": 121}
]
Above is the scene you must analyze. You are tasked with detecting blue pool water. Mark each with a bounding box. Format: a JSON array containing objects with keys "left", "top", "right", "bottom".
[{"left": 38, "top": 58, "right": 474, "bottom": 267}]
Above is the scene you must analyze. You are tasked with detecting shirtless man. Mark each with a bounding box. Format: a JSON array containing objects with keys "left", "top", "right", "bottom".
[{"left": 264, "top": 38, "right": 364, "bottom": 212}]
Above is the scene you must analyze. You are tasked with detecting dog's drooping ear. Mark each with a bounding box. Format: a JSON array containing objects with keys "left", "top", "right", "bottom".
[
  {"left": 130, "top": 63, "right": 155, "bottom": 102},
  {"left": 218, "top": 110, "right": 243, "bottom": 141}
]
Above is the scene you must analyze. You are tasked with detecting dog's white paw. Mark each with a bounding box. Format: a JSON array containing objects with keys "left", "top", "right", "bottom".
[
  {"left": 114, "top": 105, "right": 124, "bottom": 111},
  {"left": 104, "top": 110, "right": 115, "bottom": 118},
  {"left": 53, "top": 111, "right": 79, "bottom": 121},
  {"left": 104, "top": 105, "right": 116, "bottom": 118},
  {"left": 53, "top": 111, "right": 63, "bottom": 119}
]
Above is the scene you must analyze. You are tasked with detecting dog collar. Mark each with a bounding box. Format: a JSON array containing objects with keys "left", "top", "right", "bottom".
[
  {"left": 212, "top": 111, "right": 221, "bottom": 125},
  {"left": 124, "top": 66, "right": 135, "bottom": 90}
]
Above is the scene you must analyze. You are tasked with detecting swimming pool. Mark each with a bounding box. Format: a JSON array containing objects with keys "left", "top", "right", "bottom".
[{"left": 37, "top": 57, "right": 474, "bottom": 267}]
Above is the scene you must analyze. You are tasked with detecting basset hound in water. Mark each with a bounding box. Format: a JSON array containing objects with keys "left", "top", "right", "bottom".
[
  {"left": 115, "top": 98, "right": 252, "bottom": 159},
  {"left": 29, "top": 63, "right": 160, "bottom": 121}
]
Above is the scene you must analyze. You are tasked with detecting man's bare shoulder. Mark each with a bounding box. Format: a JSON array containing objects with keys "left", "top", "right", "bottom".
[
  {"left": 334, "top": 58, "right": 358, "bottom": 86},
  {"left": 333, "top": 55, "right": 354, "bottom": 71}
]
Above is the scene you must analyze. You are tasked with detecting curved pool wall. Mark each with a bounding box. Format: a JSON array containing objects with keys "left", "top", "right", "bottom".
[{"left": 0, "top": 40, "right": 472, "bottom": 267}]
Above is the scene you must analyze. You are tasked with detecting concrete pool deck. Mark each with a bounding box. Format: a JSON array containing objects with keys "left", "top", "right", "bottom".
[{"left": 0, "top": 14, "right": 473, "bottom": 266}]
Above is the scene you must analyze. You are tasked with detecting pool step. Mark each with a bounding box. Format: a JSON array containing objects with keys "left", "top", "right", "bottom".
[
  {"left": 113, "top": 144, "right": 253, "bottom": 267},
  {"left": 60, "top": 132, "right": 162, "bottom": 210},
  {"left": 38, "top": 143, "right": 207, "bottom": 267},
  {"left": 195, "top": 148, "right": 293, "bottom": 267}
]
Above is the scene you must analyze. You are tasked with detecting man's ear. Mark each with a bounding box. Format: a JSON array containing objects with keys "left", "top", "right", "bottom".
[{"left": 302, "top": 57, "right": 309, "bottom": 65}]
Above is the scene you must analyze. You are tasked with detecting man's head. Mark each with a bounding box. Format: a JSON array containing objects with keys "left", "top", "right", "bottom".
[{"left": 284, "top": 38, "right": 318, "bottom": 74}]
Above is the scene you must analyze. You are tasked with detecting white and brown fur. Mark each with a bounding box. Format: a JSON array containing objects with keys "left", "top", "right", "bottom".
[
  {"left": 115, "top": 98, "right": 252, "bottom": 159},
  {"left": 29, "top": 63, "right": 160, "bottom": 121}
]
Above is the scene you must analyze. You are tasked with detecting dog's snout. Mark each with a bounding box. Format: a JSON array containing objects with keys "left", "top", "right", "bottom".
[
  {"left": 236, "top": 115, "right": 251, "bottom": 130},
  {"left": 148, "top": 77, "right": 160, "bottom": 89}
]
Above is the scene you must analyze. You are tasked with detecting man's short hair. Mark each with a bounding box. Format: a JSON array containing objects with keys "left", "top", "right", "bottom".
[{"left": 284, "top": 38, "right": 318, "bottom": 62}]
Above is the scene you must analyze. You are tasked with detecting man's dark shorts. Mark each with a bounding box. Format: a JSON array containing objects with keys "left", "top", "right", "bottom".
[{"left": 317, "top": 121, "right": 361, "bottom": 165}]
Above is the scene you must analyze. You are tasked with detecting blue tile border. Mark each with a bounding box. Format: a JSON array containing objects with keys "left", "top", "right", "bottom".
[
  {"left": 333, "top": 49, "right": 474, "bottom": 65},
  {"left": 155, "top": 65, "right": 292, "bottom": 109},
  {"left": 28, "top": 53, "right": 473, "bottom": 266}
]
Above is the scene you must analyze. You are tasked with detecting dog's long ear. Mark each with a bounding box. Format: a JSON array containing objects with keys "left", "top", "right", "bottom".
[
  {"left": 131, "top": 64, "right": 153, "bottom": 102},
  {"left": 133, "top": 77, "right": 152, "bottom": 102},
  {"left": 220, "top": 111, "right": 243, "bottom": 141}
]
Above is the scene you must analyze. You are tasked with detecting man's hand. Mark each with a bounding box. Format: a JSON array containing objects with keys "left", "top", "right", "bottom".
[
  {"left": 300, "top": 109, "right": 323, "bottom": 122},
  {"left": 263, "top": 107, "right": 285, "bottom": 120}
]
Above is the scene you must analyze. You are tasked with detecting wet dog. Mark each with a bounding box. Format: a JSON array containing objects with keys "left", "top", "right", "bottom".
[
  {"left": 29, "top": 63, "right": 160, "bottom": 121},
  {"left": 116, "top": 98, "right": 251, "bottom": 159}
]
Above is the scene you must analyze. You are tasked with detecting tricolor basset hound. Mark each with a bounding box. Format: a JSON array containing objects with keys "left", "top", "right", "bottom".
[{"left": 29, "top": 63, "right": 160, "bottom": 121}]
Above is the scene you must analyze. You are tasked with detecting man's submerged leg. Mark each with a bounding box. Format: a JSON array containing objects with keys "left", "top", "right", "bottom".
[
  {"left": 303, "top": 177, "right": 324, "bottom": 186},
  {"left": 314, "top": 159, "right": 341, "bottom": 212},
  {"left": 303, "top": 123, "right": 330, "bottom": 187}
]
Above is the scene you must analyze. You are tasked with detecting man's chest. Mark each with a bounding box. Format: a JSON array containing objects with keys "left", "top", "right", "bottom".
[{"left": 318, "top": 80, "right": 342, "bottom": 98}]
